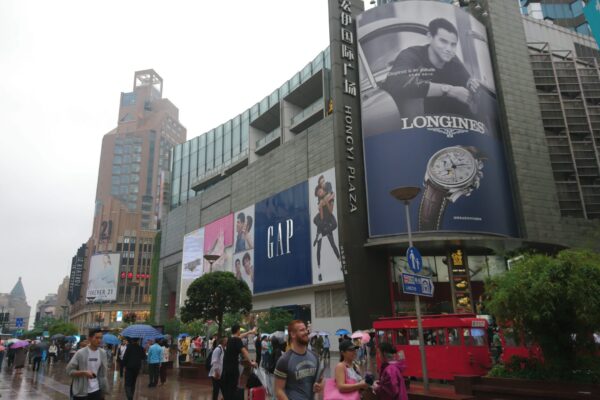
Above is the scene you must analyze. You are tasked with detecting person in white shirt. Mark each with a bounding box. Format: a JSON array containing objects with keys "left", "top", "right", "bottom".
[
  {"left": 209, "top": 337, "right": 227, "bottom": 400},
  {"left": 159, "top": 340, "right": 170, "bottom": 386},
  {"left": 117, "top": 340, "right": 127, "bottom": 378},
  {"left": 66, "top": 329, "right": 108, "bottom": 400}
]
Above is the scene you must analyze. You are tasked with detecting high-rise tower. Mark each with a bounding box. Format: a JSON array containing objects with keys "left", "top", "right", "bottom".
[{"left": 70, "top": 70, "right": 186, "bottom": 332}]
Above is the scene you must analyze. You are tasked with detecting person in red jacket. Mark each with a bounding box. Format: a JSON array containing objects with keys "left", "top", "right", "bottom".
[{"left": 372, "top": 342, "right": 408, "bottom": 400}]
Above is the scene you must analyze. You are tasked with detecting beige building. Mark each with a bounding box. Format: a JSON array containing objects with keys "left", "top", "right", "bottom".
[
  {"left": 0, "top": 278, "right": 31, "bottom": 334},
  {"left": 70, "top": 70, "right": 186, "bottom": 333}
]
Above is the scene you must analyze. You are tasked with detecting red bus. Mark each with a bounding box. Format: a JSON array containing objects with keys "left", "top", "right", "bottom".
[{"left": 373, "top": 314, "right": 492, "bottom": 380}]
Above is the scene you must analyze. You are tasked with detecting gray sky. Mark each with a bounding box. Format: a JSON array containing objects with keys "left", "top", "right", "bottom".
[{"left": 0, "top": 0, "right": 371, "bottom": 327}]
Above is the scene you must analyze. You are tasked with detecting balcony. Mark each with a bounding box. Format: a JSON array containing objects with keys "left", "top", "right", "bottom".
[
  {"left": 190, "top": 150, "right": 249, "bottom": 191},
  {"left": 290, "top": 98, "right": 324, "bottom": 134},
  {"left": 255, "top": 128, "right": 281, "bottom": 155}
]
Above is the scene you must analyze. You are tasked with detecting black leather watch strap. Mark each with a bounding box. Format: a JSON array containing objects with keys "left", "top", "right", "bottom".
[{"left": 418, "top": 183, "right": 448, "bottom": 231}]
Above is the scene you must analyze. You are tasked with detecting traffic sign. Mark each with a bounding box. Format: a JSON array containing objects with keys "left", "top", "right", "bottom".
[
  {"left": 401, "top": 272, "right": 434, "bottom": 297},
  {"left": 406, "top": 246, "right": 423, "bottom": 273},
  {"left": 15, "top": 318, "right": 23, "bottom": 328}
]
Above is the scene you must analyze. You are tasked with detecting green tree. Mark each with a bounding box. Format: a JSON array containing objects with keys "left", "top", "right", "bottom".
[
  {"left": 163, "top": 318, "right": 182, "bottom": 337},
  {"left": 485, "top": 249, "right": 600, "bottom": 376},
  {"left": 48, "top": 321, "right": 78, "bottom": 336},
  {"left": 180, "top": 271, "right": 252, "bottom": 337},
  {"left": 258, "top": 307, "right": 294, "bottom": 333}
]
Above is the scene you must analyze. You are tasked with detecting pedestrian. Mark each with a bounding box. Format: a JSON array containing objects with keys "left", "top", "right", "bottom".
[
  {"left": 222, "top": 324, "right": 257, "bottom": 400},
  {"left": 491, "top": 327, "right": 502, "bottom": 364},
  {"left": 255, "top": 331, "right": 262, "bottom": 367},
  {"left": 122, "top": 337, "right": 146, "bottom": 400},
  {"left": 48, "top": 342, "right": 58, "bottom": 365},
  {"left": 13, "top": 346, "right": 26, "bottom": 374},
  {"left": 159, "top": 339, "right": 169, "bottom": 386},
  {"left": 178, "top": 338, "right": 188, "bottom": 365},
  {"left": 117, "top": 339, "right": 127, "bottom": 378},
  {"left": 261, "top": 335, "right": 269, "bottom": 369},
  {"left": 209, "top": 337, "right": 227, "bottom": 400},
  {"left": 104, "top": 344, "right": 114, "bottom": 368},
  {"left": 274, "top": 320, "right": 323, "bottom": 400},
  {"left": 329, "top": 340, "right": 369, "bottom": 399},
  {"left": 322, "top": 335, "right": 330, "bottom": 360},
  {"left": 0, "top": 341, "right": 5, "bottom": 371},
  {"left": 7, "top": 345, "right": 15, "bottom": 368},
  {"left": 31, "top": 341, "right": 44, "bottom": 372},
  {"left": 147, "top": 339, "right": 163, "bottom": 388},
  {"left": 66, "top": 329, "right": 108, "bottom": 400},
  {"left": 372, "top": 342, "right": 408, "bottom": 400}
]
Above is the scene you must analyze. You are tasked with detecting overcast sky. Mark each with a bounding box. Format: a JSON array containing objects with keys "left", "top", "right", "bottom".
[{"left": 0, "top": 0, "right": 371, "bottom": 327}]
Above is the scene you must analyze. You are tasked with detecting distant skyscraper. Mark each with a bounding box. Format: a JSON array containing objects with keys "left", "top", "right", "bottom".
[
  {"left": 70, "top": 70, "right": 186, "bottom": 332},
  {"left": 520, "top": 0, "right": 591, "bottom": 36}
]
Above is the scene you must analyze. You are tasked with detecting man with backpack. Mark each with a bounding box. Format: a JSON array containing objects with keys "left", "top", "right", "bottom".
[{"left": 208, "top": 337, "right": 227, "bottom": 400}]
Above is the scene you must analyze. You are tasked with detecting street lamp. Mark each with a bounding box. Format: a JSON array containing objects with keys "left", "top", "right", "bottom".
[
  {"left": 204, "top": 254, "right": 220, "bottom": 273},
  {"left": 390, "top": 186, "right": 429, "bottom": 392}
]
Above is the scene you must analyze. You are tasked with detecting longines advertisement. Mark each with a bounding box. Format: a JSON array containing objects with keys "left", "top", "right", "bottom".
[
  {"left": 357, "top": 1, "right": 516, "bottom": 237},
  {"left": 86, "top": 253, "right": 120, "bottom": 302},
  {"left": 180, "top": 228, "right": 204, "bottom": 306}
]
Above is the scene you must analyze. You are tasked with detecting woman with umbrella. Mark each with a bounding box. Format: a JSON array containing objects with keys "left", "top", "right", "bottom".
[{"left": 12, "top": 341, "right": 28, "bottom": 374}]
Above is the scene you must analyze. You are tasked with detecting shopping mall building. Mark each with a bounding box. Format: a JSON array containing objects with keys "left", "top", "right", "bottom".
[{"left": 154, "top": 0, "right": 600, "bottom": 348}]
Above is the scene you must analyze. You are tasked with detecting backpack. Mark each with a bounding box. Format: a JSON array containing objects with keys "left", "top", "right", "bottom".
[{"left": 205, "top": 348, "right": 214, "bottom": 370}]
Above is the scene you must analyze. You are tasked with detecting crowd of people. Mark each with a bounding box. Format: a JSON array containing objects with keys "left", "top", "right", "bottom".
[{"left": 0, "top": 321, "right": 410, "bottom": 400}]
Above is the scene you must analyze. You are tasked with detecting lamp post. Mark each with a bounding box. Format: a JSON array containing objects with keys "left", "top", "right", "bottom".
[
  {"left": 204, "top": 254, "right": 220, "bottom": 273},
  {"left": 390, "top": 186, "right": 429, "bottom": 392}
]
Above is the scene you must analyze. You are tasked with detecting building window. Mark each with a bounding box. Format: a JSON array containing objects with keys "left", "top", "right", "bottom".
[{"left": 315, "top": 289, "right": 349, "bottom": 318}]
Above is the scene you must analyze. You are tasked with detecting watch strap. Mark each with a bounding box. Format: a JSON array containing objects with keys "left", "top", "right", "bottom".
[{"left": 418, "top": 183, "right": 448, "bottom": 231}]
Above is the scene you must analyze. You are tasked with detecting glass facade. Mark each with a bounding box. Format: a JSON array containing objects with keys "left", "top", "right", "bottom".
[
  {"left": 170, "top": 49, "right": 331, "bottom": 208},
  {"left": 520, "top": 0, "right": 591, "bottom": 36}
]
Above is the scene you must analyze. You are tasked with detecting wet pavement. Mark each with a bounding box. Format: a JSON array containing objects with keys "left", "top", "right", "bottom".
[{"left": 0, "top": 361, "right": 215, "bottom": 399}]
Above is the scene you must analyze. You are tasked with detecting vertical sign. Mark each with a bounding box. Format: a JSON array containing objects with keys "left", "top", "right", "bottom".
[
  {"left": 68, "top": 244, "right": 86, "bottom": 304},
  {"left": 448, "top": 249, "right": 474, "bottom": 313},
  {"left": 329, "top": 0, "right": 390, "bottom": 329}
]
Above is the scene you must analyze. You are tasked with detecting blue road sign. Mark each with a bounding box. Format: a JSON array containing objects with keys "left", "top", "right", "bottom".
[
  {"left": 401, "top": 272, "right": 434, "bottom": 297},
  {"left": 15, "top": 318, "right": 23, "bottom": 328},
  {"left": 406, "top": 247, "right": 423, "bottom": 273}
]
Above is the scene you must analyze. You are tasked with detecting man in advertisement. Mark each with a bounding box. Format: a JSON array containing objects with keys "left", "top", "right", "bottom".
[{"left": 381, "top": 18, "right": 480, "bottom": 120}]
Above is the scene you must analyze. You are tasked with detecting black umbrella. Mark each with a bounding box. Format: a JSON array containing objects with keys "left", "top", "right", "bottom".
[{"left": 51, "top": 334, "right": 65, "bottom": 341}]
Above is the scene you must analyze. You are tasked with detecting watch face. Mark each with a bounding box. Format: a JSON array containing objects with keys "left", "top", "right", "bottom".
[{"left": 427, "top": 146, "right": 477, "bottom": 188}]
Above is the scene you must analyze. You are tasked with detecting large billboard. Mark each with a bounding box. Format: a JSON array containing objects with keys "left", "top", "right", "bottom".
[
  {"left": 86, "top": 253, "right": 120, "bottom": 302},
  {"left": 180, "top": 228, "right": 205, "bottom": 306},
  {"left": 357, "top": 1, "right": 516, "bottom": 237},
  {"left": 309, "top": 168, "right": 343, "bottom": 284},
  {"left": 203, "top": 214, "right": 234, "bottom": 274},
  {"left": 254, "top": 182, "right": 312, "bottom": 293},
  {"left": 233, "top": 206, "right": 255, "bottom": 293}
]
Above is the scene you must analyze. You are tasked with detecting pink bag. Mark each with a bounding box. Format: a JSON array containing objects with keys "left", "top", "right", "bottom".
[{"left": 323, "top": 371, "right": 360, "bottom": 400}]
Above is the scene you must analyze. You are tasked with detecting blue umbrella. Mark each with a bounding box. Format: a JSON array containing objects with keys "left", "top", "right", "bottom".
[
  {"left": 65, "top": 336, "right": 77, "bottom": 342},
  {"left": 177, "top": 333, "right": 190, "bottom": 339},
  {"left": 102, "top": 333, "right": 120, "bottom": 346},
  {"left": 335, "top": 329, "right": 350, "bottom": 336},
  {"left": 122, "top": 324, "right": 162, "bottom": 341}
]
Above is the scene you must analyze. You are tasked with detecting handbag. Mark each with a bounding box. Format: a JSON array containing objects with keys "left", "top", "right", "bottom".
[{"left": 323, "top": 369, "right": 360, "bottom": 400}]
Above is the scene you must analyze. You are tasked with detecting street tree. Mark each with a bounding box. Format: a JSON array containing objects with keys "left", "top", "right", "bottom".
[
  {"left": 180, "top": 271, "right": 252, "bottom": 337},
  {"left": 485, "top": 248, "right": 600, "bottom": 376}
]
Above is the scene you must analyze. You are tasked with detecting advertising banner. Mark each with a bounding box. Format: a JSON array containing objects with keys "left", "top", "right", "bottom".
[
  {"left": 180, "top": 228, "right": 205, "bottom": 306},
  {"left": 86, "top": 253, "right": 120, "bottom": 302},
  {"left": 358, "top": 1, "right": 516, "bottom": 237},
  {"left": 68, "top": 246, "right": 86, "bottom": 304},
  {"left": 233, "top": 206, "right": 255, "bottom": 293},
  {"left": 584, "top": 1, "right": 600, "bottom": 47},
  {"left": 254, "top": 182, "right": 311, "bottom": 293},
  {"left": 309, "top": 168, "right": 343, "bottom": 284},
  {"left": 203, "top": 214, "right": 234, "bottom": 274}
]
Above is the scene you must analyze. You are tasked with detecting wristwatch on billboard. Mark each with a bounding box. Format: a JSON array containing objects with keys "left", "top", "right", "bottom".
[{"left": 418, "top": 146, "right": 484, "bottom": 231}]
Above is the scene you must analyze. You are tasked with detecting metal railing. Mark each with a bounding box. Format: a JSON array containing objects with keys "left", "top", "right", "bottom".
[
  {"left": 256, "top": 127, "right": 281, "bottom": 149},
  {"left": 291, "top": 98, "right": 324, "bottom": 126}
]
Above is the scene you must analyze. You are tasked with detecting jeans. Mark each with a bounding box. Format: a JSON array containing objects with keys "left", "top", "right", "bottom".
[
  {"left": 148, "top": 363, "right": 160, "bottom": 386},
  {"left": 125, "top": 367, "right": 140, "bottom": 400},
  {"left": 33, "top": 356, "right": 42, "bottom": 371}
]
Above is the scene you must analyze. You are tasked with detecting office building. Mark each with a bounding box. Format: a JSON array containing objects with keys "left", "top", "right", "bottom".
[
  {"left": 0, "top": 278, "right": 31, "bottom": 334},
  {"left": 70, "top": 70, "right": 186, "bottom": 332}
]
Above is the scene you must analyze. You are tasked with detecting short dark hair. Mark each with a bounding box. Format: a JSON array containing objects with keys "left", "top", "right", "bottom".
[
  {"left": 88, "top": 328, "right": 102, "bottom": 338},
  {"left": 231, "top": 324, "right": 241, "bottom": 334},
  {"left": 243, "top": 253, "right": 251, "bottom": 264},
  {"left": 379, "top": 341, "right": 396, "bottom": 355},
  {"left": 237, "top": 212, "right": 245, "bottom": 223},
  {"left": 428, "top": 18, "right": 458, "bottom": 38}
]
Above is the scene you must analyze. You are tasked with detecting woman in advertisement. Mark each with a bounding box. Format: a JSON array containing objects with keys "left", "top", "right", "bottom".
[{"left": 312, "top": 175, "right": 341, "bottom": 281}]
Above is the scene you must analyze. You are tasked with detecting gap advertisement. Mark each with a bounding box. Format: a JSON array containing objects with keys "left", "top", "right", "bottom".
[
  {"left": 357, "top": 1, "right": 516, "bottom": 237},
  {"left": 254, "top": 182, "right": 312, "bottom": 293}
]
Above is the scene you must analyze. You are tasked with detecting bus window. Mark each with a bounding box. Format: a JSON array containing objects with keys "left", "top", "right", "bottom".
[
  {"left": 463, "top": 328, "right": 486, "bottom": 346},
  {"left": 396, "top": 329, "right": 408, "bottom": 345},
  {"left": 423, "top": 329, "right": 436, "bottom": 345},
  {"left": 448, "top": 328, "right": 460, "bottom": 345},
  {"left": 408, "top": 329, "right": 419, "bottom": 345},
  {"left": 434, "top": 328, "right": 446, "bottom": 345}
]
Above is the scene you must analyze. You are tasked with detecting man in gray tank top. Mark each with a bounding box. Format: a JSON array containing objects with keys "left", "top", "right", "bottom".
[{"left": 274, "top": 320, "right": 323, "bottom": 400}]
